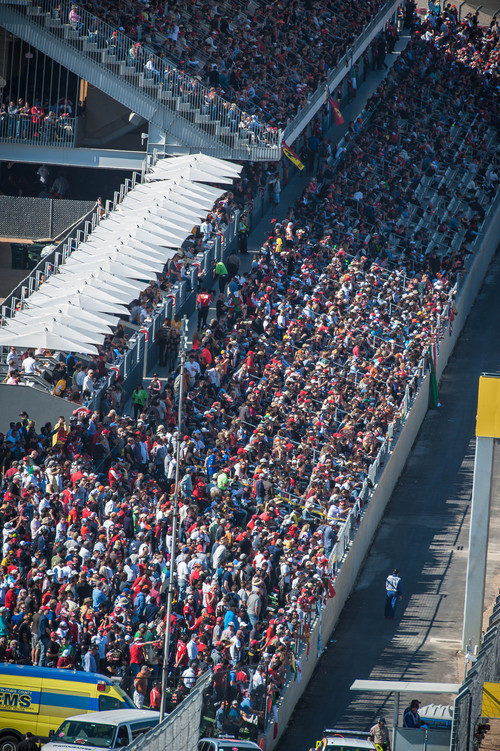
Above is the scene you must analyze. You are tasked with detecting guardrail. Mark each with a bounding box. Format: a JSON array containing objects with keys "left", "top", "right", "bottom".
[
  {"left": 0, "top": 113, "right": 79, "bottom": 147},
  {"left": 126, "top": 672, "right": 211, "bottom": 751}
]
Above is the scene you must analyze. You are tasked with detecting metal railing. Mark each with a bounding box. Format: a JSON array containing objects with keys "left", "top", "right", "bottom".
[
  {"left": 126, "top": 672, "right": 211, "bottom": 751},
  {"left": 451, "top": 592, "right": 500, "bottom": 751},
  {"left": 0, "top": 112, "right": 78, "bottom": 146},
  {"left": 4, "top": 0, "right": 281, "bottom": 159}
]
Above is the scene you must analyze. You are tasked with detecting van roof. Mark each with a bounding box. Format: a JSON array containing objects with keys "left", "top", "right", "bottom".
[
  {"left": 61, "top": 710, "right": 160, "bottom": 725},
  {"left": 0, "top": 663, "right": 115, "bottom": 685}
]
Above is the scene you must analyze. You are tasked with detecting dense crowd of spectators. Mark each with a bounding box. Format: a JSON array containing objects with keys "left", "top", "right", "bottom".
[
  {"left": 73, "top": 0, "right": 389, "bottom": 128},
  {"left": 0, "top": 1, "right": 497, "bottom": 742}
]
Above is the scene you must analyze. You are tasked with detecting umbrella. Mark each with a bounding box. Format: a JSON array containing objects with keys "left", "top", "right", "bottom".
[
  {"left": 44, "top": 271, "right": 145, "bottom": 296},
  {"left": 103, "top": 216, "right": 189, "bottom": 246},
  {"left": 135, "top": 177, "right": 225, "bottom": 203},
  {"left": 0, "top": 327, "right": 99, "bottom": 354},
  {"left": 150, "top": 153, "right": 242, "bottom": 178},
  {"left": 37, "top": 280, "right": 135, "bottom": 305},
  {"left": 64, "top": 257, "right": 164, "bottom": 280},
  {"left": 81, "top": 237, "right": 169, "bottom": 265},
  {"left": 5, "top": 320, "right": 105, "bottom": 345},
  {"left": 122, "top": 194, "right": 206, "bottom": 223}
]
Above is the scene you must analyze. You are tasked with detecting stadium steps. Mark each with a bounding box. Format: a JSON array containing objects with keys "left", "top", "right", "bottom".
[{"left": 0, "top": 0, "right": 282, "bottom": 161}]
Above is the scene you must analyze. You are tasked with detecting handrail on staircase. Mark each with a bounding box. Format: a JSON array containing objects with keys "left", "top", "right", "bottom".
[{"left": 4, "top": 0, "right": 282, "bottom": 157}]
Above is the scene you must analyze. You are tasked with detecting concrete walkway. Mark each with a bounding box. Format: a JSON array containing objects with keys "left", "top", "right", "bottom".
[{"left": 277, "top": 254, "right": 500, "bottom": 750}]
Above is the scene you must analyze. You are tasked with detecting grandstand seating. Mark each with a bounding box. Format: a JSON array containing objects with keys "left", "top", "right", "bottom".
[
  {"left": 78, "top": 0, "right": 387, "bottom": 128},
  {"left": 0, "top": 0, "right": 282, "bottom": 160},
  {"left": 0, "top": 1, "right": 497, "bottom": 741}
]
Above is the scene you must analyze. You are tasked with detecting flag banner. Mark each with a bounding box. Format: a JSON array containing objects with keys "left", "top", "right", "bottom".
[
  {"left": 428, "top": 344, "right": 439, "bottom": 408},
  {"left": 283, "top": 141, "right": 305, "bottom": 170},
  {"left": 328, "top": 97, "right": 344, "bottom": 124}
]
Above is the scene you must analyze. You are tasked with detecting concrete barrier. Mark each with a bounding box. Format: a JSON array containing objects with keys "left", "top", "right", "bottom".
[
  {"left": 0, "top": 383, "right": 78, "bottom": 433},
  {"left": 262, "top": 198, "right": 500, "bottom": 750}
]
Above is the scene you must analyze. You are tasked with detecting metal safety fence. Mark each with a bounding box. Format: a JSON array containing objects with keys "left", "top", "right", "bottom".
[
  {"left": 0, "top": 113, "right": 79, "bottom": 147},
  {"left": 451, "top": 593, "right": 500, "bottom": 751},
  {"left": 126, "top": 672, "right": 211, "bottom": 751}
]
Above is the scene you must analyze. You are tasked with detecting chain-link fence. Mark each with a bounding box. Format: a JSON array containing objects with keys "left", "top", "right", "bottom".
[{"left": 451, "top": 592, "right": 500, "bottom": 751}]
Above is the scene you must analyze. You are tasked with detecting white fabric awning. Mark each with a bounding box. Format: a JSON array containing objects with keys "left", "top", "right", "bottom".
[
  {"left": 147, "top": 153, "right": 242, "bottom": 181},
  {"left": 2, "top": 153, "right": 239, "bottom": 355},
  {"left": 0, "top": 327, "right": 99, "bottom": 354}
]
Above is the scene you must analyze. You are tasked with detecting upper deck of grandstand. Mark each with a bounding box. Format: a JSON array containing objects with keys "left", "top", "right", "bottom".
[{"left": 77, "top": 0, "right": 388, "bottom": 129}]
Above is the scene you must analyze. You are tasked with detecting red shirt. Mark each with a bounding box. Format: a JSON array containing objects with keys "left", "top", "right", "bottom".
[{"left": 129, "top": 642, "right": 144, "bottom": 665}]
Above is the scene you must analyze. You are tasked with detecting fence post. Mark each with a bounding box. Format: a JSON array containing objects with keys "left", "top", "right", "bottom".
[{"left": 49, "top": 199, "right": 54, "bottom": 239}]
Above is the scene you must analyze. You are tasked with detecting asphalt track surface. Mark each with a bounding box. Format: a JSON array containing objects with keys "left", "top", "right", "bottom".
[{"left": 277, "top": 252, "right": 500, "bottom": 751}]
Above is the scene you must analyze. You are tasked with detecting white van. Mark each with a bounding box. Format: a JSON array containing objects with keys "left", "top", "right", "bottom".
[{"left": 42, "top": 710, "right": 160, "bottom": 751}]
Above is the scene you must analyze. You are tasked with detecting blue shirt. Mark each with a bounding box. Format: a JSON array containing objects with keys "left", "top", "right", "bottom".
[
  {"left": 224, "top": 610, "right": 239, "bottom": 630},
  {"left": 92, "top": 587, "right": 107, "bottom": 609}
]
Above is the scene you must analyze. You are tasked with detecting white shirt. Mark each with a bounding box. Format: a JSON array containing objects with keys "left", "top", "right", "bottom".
[
  {"left": 6, "top": 351, "right": 19, "bottom": 372},
  {"left": 22, "top": 356, "right": 36, "bottom": 374},
  {"left": 185, "top": 360, "right": 200, "bottom": 382},
  {"left": 177, "top": 560, "right": 189, "bottom": 583},
  {"left": 82, "top": 374, "right": 94, "bottom": 394},
  {"left": 186, "top": 639, "right": 198, "bottom": 661}
]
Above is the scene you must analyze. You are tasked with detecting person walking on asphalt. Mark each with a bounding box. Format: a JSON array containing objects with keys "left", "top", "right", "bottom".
[
  {"left": 369, "top": 717, "right": 390, "bottom": 750},
  {"left": 385, "top": 568, "right": 402, "bottom": 619}
]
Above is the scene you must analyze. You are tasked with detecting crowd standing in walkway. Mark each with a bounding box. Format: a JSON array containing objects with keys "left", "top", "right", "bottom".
[{"left": 0, "top": 1, "right": 498, "bottom": 741}]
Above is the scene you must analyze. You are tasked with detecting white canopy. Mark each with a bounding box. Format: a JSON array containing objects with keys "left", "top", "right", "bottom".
[
  {"left": 0, "top": 327, "right": 99, "bottom": 354},
  {"left": 27, "top": 292, "right": 129, "bottom": 316},
  {"left": 2, "top": 153, "right": 239, "bottom": 356},
  {"left": 18, "top": 302, "right": 120, "bottom": 328},
  {"left": 9, "top": 311, "right": 114, "bottom": 335},
  {"left": 147, "top": 153, "right": 242, "bottom": 181}
]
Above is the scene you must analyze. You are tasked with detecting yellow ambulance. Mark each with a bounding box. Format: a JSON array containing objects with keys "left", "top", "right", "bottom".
[{"left": 0, "top": 665, "right": 134, "bottom": 751}]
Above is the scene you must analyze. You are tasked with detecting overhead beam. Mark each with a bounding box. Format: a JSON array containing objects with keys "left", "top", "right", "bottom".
[{"left": 0, "top": 143, "right": 146, "bottom": 170}]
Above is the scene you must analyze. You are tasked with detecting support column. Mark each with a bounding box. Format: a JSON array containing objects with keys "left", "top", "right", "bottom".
[
  {"left": 392, "top": 691, "right": 399, "bottom": 751},
  {"left": 462, "top": 436, "right": 494, "bottom": 651}
]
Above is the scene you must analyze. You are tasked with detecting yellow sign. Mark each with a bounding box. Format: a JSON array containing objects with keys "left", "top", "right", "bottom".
[
  {"left": 476, "top": 376, "right": 500, "bottom": 438},
  {"left": 482, "top": 682, "right": 500, "bottom": 717}
]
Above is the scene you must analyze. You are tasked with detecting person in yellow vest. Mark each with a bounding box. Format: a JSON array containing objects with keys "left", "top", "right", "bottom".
[
  {"left": 369, "top": 717, "right": 391, "bottom": 751},
  {"left": 52, "top": 372, "right": 67, "bottom": 397},
  {"left": 52, "top": 416, "right": 69, "bottom": 447}
]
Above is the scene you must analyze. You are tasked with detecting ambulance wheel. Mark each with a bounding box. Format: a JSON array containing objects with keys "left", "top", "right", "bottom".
[{"left": 0, "top": 734, "right": 19, "bottom": 751}]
